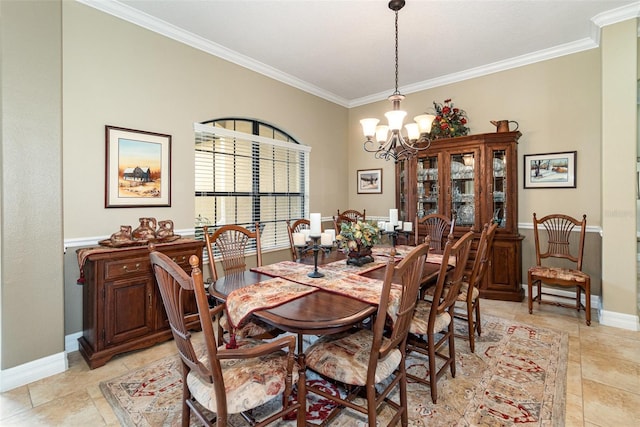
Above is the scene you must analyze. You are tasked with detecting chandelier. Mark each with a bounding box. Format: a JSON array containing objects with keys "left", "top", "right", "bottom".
[{"left": 361, "top": 0, "right": 435, "bottom": 163}]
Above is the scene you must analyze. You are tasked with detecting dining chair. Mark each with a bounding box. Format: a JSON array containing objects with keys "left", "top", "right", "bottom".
[
  {"left": 333, "top": 213, "right": 356, "bottom": 234},
  {"left": 149, "top": 250, "right": 302, "bottom": 427},
  {"left": 286, "top": 218, "right": 310, "bottom": 261},
  {"left": 407, "top": 230, "right": 474, "bottom": 403},
  {"left": 336, "top": 208, "right": 366, "bottom": 222},
  {"left": 203, "top": 223, "right": 278, "bottom": 344},
  {"left": 528, "top": 213, "right": 591, "bottom": 325},
  {"left": 304, "top": 241, "right": 431, "bottom": 426},
  {"left": 414, "top": 213, "right": 455, "bottom": 252},
  {"left": 452, "top": 222, "right": 498, "bottom": 352}
]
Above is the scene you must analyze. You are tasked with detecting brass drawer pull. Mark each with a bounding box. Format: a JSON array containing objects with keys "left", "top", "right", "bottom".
[{"left": 123, "top": 263, "right": 141, "bottom": 272}]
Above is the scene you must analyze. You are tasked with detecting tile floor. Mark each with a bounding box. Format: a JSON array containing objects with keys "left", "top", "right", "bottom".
[{"left": 1, "top": 299, "right": 640, "bottom": 426}]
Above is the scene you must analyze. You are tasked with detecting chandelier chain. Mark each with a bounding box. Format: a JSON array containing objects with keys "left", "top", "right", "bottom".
[{"left": 394, "top": 10, "right": 399, "bottom": 95}]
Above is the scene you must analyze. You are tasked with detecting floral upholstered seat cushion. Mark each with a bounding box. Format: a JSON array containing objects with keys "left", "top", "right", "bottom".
[
  {"left": 409, "top": 300, "right": 451, "bottom": 335},
  {"left": 529, "top": 266, "right": 589, "bottom": 283},
  {"left": 305, "top": 329, "right": 401, "bottom": 386},
  {"left": 219, "top": 312, "right": 277, "bottom": 338},
  {"left": 186, "top": 338, "right": 298, "bottom": 414}
]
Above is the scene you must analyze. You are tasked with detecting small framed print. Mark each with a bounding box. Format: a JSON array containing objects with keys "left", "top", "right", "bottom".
[
  {"left": 357, "top": 168, "right": 382, "bottom": 194},
  {"left": 524, "top": 151, "right": 576, "bottom": 189},
  {"left": 105, "top": 126, "right": 171, "bottom": 207}
]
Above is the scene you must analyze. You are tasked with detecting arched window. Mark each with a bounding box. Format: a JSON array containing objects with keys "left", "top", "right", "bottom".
[{"left": 195, "top": 118, "right": 310, "bottom": 253}]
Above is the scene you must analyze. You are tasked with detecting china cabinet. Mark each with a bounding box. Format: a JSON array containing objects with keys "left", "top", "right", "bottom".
[
  {"left": 396, "top": 131, "right": 523, "bottom": 301},
  {"left": 77, "top": 239, "right": 204, "bottom": 368}
]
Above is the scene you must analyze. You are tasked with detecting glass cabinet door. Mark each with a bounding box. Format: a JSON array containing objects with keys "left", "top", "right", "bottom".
[
  {"left": 450, "top": 152, "right": 476, "bottom": 227},
  {"left": 491, "top": 148, "right": 507, "bottom": 229},
  {"left": 416, "top": 155, "right": 439, "bottom": 218}
]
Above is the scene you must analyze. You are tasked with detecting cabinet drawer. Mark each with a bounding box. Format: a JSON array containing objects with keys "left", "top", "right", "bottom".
[{"left": 105, "top": 257, "right": 150, "bottom": 280}]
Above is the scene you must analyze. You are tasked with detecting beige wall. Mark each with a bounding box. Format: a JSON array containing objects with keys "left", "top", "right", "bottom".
[{"left": 1, "top": 0, "right": 65, "bottom": 369}]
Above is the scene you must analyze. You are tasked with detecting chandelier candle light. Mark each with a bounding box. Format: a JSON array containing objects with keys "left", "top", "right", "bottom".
[{"left": 361, "top": 0, "right": 436, "bottom": 162}]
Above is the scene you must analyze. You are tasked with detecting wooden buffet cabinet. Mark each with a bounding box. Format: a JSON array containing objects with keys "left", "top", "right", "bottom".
[
  {"left": 77, "top": 238, "right": 204, "bottom": 368},
  {"left": 396, "top": 131, "right": 524, "bottom": 301}
]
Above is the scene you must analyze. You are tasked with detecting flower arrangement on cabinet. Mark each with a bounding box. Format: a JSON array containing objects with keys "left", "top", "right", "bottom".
[
  {"left": 429, "top": 98, "right": 470, "bottom": 139},
  {"left": 336, "top": 220, "right": 380, "bottom": 254}
]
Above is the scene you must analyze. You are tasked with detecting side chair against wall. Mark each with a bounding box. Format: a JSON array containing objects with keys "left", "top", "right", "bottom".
[
  {"left": 304, "top": 242, "right": 431, "bottom": 427},
  {"left": 414, "top": 213, "right": 455, "bottom": 252},
  {"left": 149, "top": 250, "right": 302, "bottom": 427},
  {"left": 336, "top": 209, "right": 366, "bottom": 222},
  {"left": 452, "top": 222, "right": 498, "bottom": 352},
  {"left": 285, "top": 218, "right": 310, "bottom": 261},
  {"left": 528, "top": 213, "right": 591, "bottom": 325},
  {"left": 203, "top": 223, "right": 279, "bottom": 344},
  {"left": 407, "top": 231, "right": 474, "bottom": 403}
]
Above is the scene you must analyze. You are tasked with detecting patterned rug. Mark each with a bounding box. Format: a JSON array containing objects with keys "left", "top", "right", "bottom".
[{"left": 100, "top": 314, "right": 567, "bottom": 426}]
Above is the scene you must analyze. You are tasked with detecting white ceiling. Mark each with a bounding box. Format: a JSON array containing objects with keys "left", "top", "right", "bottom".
[{"left": 82, "top": 0, "right": 640, "bottom": 107}]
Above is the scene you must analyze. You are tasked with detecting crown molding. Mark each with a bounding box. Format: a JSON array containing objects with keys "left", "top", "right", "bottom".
[
  {"left": 76, "top": 0, "right": 350, "bottom": 107},
  {"left": 78, "top": 0, "right": 640, "bottom": 109}
]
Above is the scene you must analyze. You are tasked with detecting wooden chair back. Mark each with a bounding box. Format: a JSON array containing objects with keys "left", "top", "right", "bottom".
[
  {"left": 431, "top": 231, "right": 474, "bottom": 318},
  {"left": 333, "top": 214, "right": 356, "bottom": 234},
  {"left": 149, "top": 250, "right": 228, "bottom": 421},
  {"left": 533, "top": 213, "right": 586, "bottom": 270},
  {"left": 286, "top": 219, "right": 310, "bottom": 261},
  {"left": 203, "top": 223, "right": 262, "bottom": 281},
  {"left": 414, "top": 213, "right": 455, "bottom": 252},
  {"left": 336, "top": 209, "right": 366, "bottom": 222},
  {"left": 466, "top": 222, "right": 498, "bottom": 294},
  {"left": 376, "top": 240, "right": 431, "bottom": 357}
]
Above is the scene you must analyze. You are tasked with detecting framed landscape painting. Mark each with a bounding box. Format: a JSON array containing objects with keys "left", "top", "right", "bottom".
[
  {"left": 357, "top": 168, "right": 382, "bottom": 194},
  {"left": 105, "top": 126, "right": 172, "bottom": 207},
  {"left": 524, "top": 151, "right": 576, "bottom": 189}
]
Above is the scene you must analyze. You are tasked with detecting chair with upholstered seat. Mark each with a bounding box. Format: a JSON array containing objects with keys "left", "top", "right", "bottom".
[
  {"left": 407, "top": 230, "right": 474, "bottom": 403},
  {"left": 203, "top": 223, "right": 279, "bottom": 344},
  {"left": 528, "top": 213, "right": 591, "bottom": 325},
  {"left": 452, "top": 222, "right": 498, "bottom": 352},
  {"left": 414, "top": 213, "right": 455, "bottom": 252},
  {"left": 286, "top": 218, "right": 310, "bottom": 261},
  {"left": 336, "top": 209, "right": 365, "bottom": 222},
  {"left": 304, "top": 242, "right": 430, "bottom": 426},
  {"left": 149, "top": 250, "right": 302, "bottom": 427}
]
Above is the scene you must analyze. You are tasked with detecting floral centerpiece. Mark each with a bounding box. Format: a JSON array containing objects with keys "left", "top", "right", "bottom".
[
  {"left": 429, "top": 98, "right": 470, "bottom": 139},
  {"left": 336, "top": 220, "right": 380, "bottom": 266}
]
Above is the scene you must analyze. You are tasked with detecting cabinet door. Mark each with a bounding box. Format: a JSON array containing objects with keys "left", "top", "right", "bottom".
[
  {"left": 396, "top": 159, "right": 413, "bottom": 222},
  {"left": 448, "top": 150, "right": 480, "bottom": 229},
  {"left": 416, "top": 155, "right": 440, "bottom": 219},
  {"left": 487, "top": 143, "right": 517, "bottom": 233},
  {"left": 104, "top": 277, "right": 154, "bottom": 345}
]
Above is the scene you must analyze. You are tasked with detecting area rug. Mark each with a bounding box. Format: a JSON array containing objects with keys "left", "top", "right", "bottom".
[{"left": 100, "top": 314, "right": 567, "bottom": 426}]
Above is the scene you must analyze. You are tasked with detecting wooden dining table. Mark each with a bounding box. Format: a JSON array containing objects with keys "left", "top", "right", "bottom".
[{"left": 207, "top": 244, "right": 446, "bottom": 426}]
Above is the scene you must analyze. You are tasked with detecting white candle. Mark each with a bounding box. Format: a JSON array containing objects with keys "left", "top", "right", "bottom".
[
  {"left": 377, "top": 221, "right": 385, "bottom": 230},
  {"left": 389, "top": 209, "right": 398, "bottom": 226},
  {"left": 301, "top": 229, "right": 311, "bottom": 241},
  {"left": 403, "top": 221, "right": 413, "bottom": 232},
  {"left": 325, "top": 229, "right": 336, "bottom": 242},
  {"left": 397, "top": 221, "right": 404, "bottom": 230},
  {"left": 293, "top": 232, "right": 305, "bottom": 246},
  {"left": 310, "top": 213, "right": 322, "bottom": 236},
  {"left": 320, "top": 232, "right": 332, "bottom": 246},
  {"left": 385, "top": 222, "right": 395, "bottom": 232}
]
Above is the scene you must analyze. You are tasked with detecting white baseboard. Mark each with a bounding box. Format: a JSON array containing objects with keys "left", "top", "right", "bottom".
[
  {"left": 0, "top": 352, "right": 67, "bottom": 393},
  {"left": 599, "top": 309, "right": 640, "bottom": 331},
  {"left": 65, "top": 331, "right": 82, "bottom": 353}
]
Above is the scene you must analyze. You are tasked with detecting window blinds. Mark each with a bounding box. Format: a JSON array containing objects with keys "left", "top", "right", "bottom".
[{"left": 194, "top": 122, "right": 310, "bottom": 253}]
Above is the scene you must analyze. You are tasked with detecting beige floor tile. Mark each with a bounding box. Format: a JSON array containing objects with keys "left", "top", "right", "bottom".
[
  {"left": 566, "top": 360, "right": 583, "bottom": 396},
  {"left": 1, "top": 390, "right": 106, "bottom": 426},
  {"left": 564, "top": 392, "right": 584, "bottom": 427},
  {"left": 581, "top": 352, "right": 640, "bottom": 394},
  {"left": 580, "top": 330, "right": 640, "bottom": 364},
  {"left": 583, "top": 378, "right": 640, "bottom": 426},
  {"left": 0, "top": 385, "right": 32, "bottom": 421}
]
